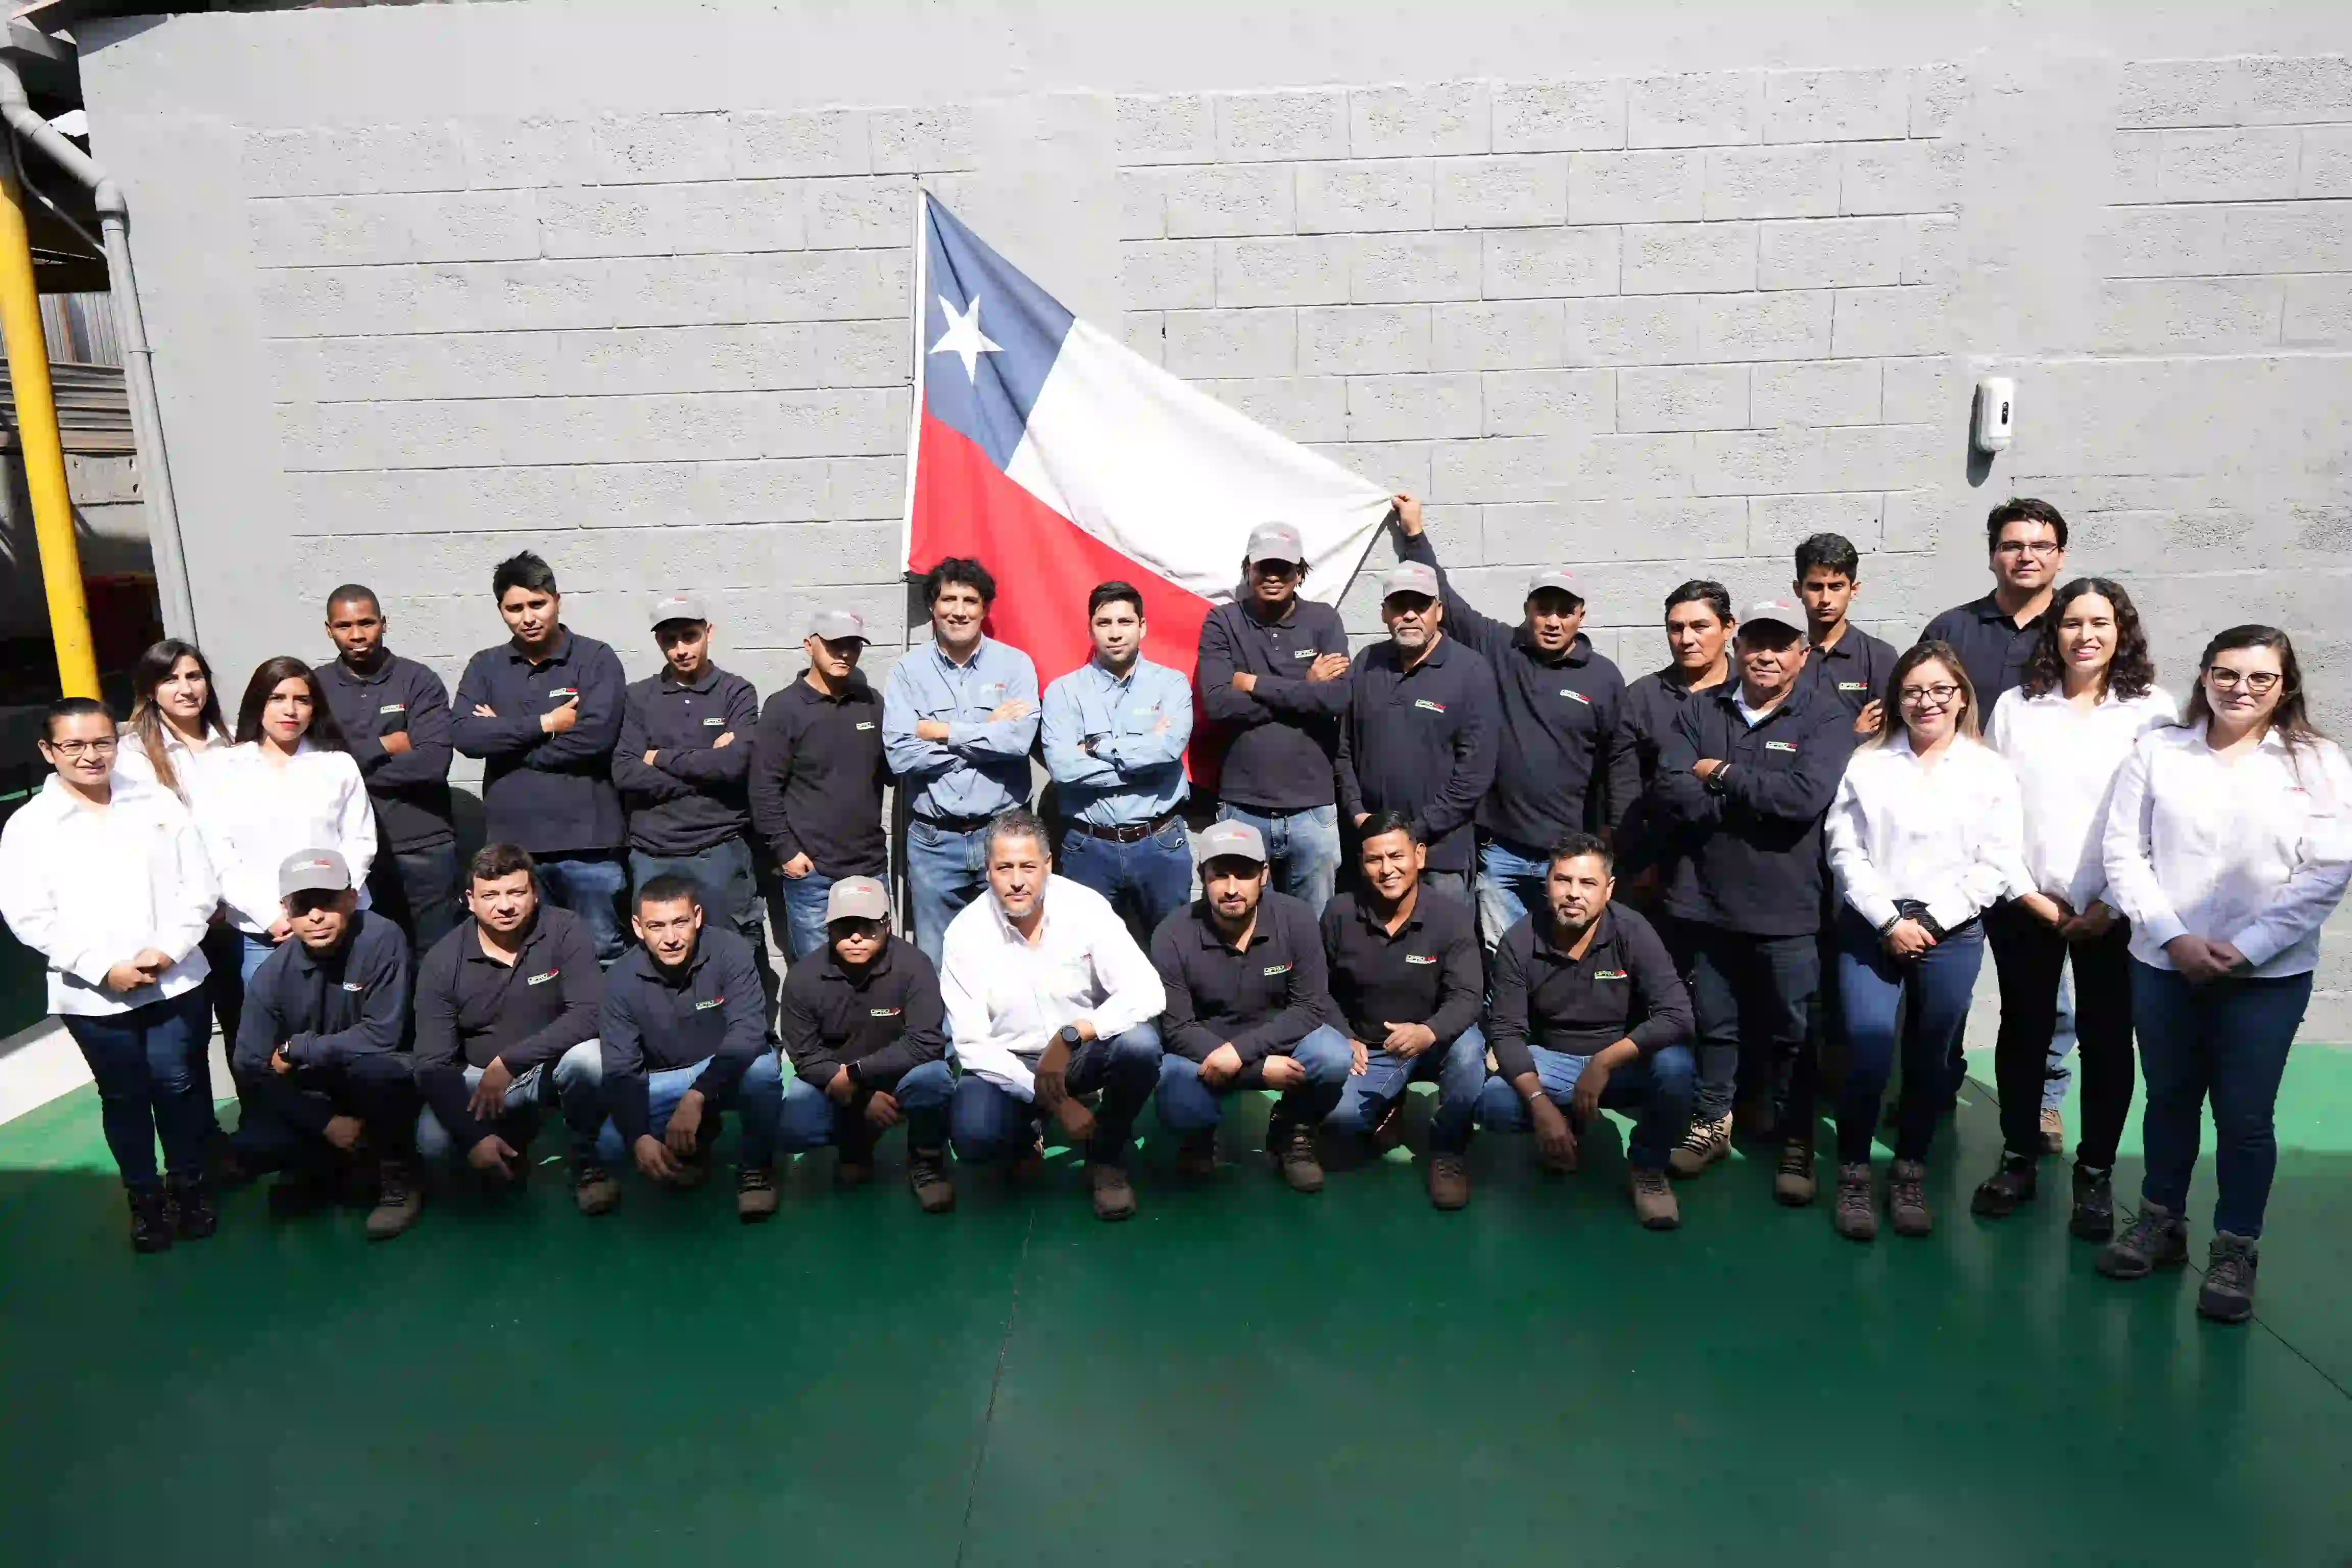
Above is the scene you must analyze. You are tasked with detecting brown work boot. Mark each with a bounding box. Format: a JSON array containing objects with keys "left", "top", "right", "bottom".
[
  {"left": 1629, "top": 1167, "right": 1681, "bottom": 1230},
  {"left": 673, "top": 1139, "right": 712, "bottom": 1189},
  {"left": 1832, "top": 1162, "right": 1877, "bottom": 1241},
  {"left": 2040, "top": 1105, "right": 2065, "bottom": 1157},
  {"left": 1667, "top": 1112, "right": 1732, "bottom": 1178},
  {"left": 1175, "top": 1128, "right": 1218, "bottom": 1179},
  {"left": 736, "top": 1165, "right": 779, "bottom": 1223},
  {"left": 1088, "top": 1161, "right": 1137, "bottom": 1221},
  {"left": 1774, "top": 1140, "right": 1817, "bottom": 1206},
  {"left": 907, "top": 1147, "right": 956, "bottom": 1213},
  {"left": 573, "top": 1162, "right": 620, "bottom": 1216},
  {"left": 1268, "top": 1117, "right": 1324, "bottom": 1193},
  {"left": 1425, "top": 1151, "right": 1470, "bottom": 1211},
  {"left": 1886, "top": 1159, "right": 1933, "bottom": 1237},
  {"left": 364, "top": 1159, "right": 422, "bottom": 1241}
]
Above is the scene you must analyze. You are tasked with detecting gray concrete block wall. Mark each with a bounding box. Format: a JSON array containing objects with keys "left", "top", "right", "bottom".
[{"left": 78, "top": 1, "right": 2352, "bottom": 1027}]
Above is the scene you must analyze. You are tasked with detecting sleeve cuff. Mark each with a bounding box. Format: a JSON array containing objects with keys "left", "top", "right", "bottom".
[
  {"left": 2137, "top": 910, "right": 2191, "bottom": 951},
  {"left": 2225, "top": 922, "right": 2286, "bottom": 969},
  {"left": 1850, "top": 892, "right": 1900, "bottom": 931}
]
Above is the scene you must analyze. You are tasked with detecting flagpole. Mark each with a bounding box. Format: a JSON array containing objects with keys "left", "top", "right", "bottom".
[{"left": 891, "top": 180, "right": 930, "bottom": 937}]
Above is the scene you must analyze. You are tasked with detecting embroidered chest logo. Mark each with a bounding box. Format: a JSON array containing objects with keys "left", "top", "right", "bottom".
[
  {"left": 377, "top": 702, "right": 406, "bottom": 715},
  {"left": 869, "top": 1007, "right": 902, "bottom": 1018},
  {"left": 341, "top": 981, "right": 367, "bottom": 992},
  {"left": 1262, "top": 963, "right": 1292, "bottom": 976},
  {"left": 1292, "top": 647, "right": 1316, "bottom": 659},
  {"left": 1560, "top": 690, "right": 1590, "bottom": 704},
  {"left": 702, "top": 717, "right": 725, "bottom": 726},
  {"left": 1591, "top": 969, "right": 1629, "bottom": 981},
  {"left": 1404, "top": 954, "right": 1438, "bottom": 966},
  {"left": 526, "top": 969, "right": 560, "bottom": 986},
  {"left": 1765, "top": 740, "right": 1798, "bottom": 753},
  {"left": 548, "top": 687, "right": 579, "bottom": 701},
  {"left": 694, "top": 996, "right": 725, "bottom": 1011},
  {"left": 1837, "top": 681, "right": 1869, "bottom": 692},
  {"left": 855, "top": 721, "right": 876, "bottom": 731},
  {"left": 1413, "top": 699, "right": 1447, "bottom": 714}
]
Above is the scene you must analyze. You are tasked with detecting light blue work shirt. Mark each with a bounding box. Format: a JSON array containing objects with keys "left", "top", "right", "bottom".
[
  {"left": 882, "top": 635, "right": 1040, "bottom": 822},
  {"left": 1041, "top": 655, "right": 1193, "bottom": 829}
]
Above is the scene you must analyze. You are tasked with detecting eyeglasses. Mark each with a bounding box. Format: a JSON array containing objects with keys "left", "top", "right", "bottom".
[
  {"left": 2206, "top": 668, "right": 2282, "bottom": 694},
  {"left": 44, "top": 738, "right": 118, "bottom": 757},
  {"left": 1898, "top": 684, "right": 1962, "bottom": 706},
  {"left": 1993, "top": 541, "right": 2063, "bottom": 558}
]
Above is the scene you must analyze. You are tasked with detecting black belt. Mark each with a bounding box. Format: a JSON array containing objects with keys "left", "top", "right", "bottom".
[
  {"left": 915, "top": 812, "right": 995, "bottom": 834},
  {"left": 1064, "top": 807, "right": 1183, "bottom": 845}
]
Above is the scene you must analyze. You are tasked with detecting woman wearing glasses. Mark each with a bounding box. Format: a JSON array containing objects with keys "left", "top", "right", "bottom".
[
  {"left": 2097, "top": 626, "right": 2351, "bottom": 1322},
  {"left": 1973, "top": 579, "right": 2176, "bottom": 1237},
  {"left": 0, "top": 700, "right": 222, "bottom": 1251},
  {"left": 1823, "top": 641, "right": 2028, "bottom": 1241}
]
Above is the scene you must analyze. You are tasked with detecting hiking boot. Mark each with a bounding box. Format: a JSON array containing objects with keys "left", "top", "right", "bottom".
[
  {"left": 1971, "top": 1153, "right": 2038, "bottom": 1218},
  {"left": 908, "top": 1147, "right": 956, "bottom": 1214},
  {"left": 1088, "top": 1162, "right": 1137, "bottom": 1222},
  {"left": 1667, "top": 1113, "right": 1731, "bottom": 1178},
  {"left": 1886, "top": 1159, "right": 1932, "bottom": 1237},
  {"left": 2069, "top": 1163, "right": 2116, "bottom": 1241},
  {"left": 1369, "top": 1098, "right": 1407, "bottom": 1155},
  {"left": 128, "top": 1188, "right": 174, "bottom": 1254},
  {"left": 673, "top": 1140, "right": 712, "bottom": 1189},
  {"left": 267, "top": 1165, "right": 338, "bottom": 1220},
  {"left": 573, "top": 1162, "right": 620, "bottom": 1217},
  {"left": 1175, "top": 1129, "right": 1218, "bottom": 1179},
  {"left": 365, "top": 1160, "right": 423, "bottom": 1240},
  {"left": 2039, "top": 1105, "right": 2065, "bottom": 1157},
  {"left": 1426, "top": 1152, "right": 1470, "bottom": 1211},
  {"left": 1268, "top": 1118, "right": 1324, "bottom": 1194},
  {"left": 168, "top": 1173, "right": 218, "bottom": 1241},
  {"left": 2198, "top": 1232, "right": 2260, "bottom": 1324},
  {"left": 1774, "top": 1140, "right": 1817, "bottom": 1206},
  {"left": 1629, "top": 1167, "right": 1681, "bottom": 1230},
  {"left": 736, "top": 1165, "right": 779, "bottom": 1224},
  {"left": 2097, "top": 1198, "right": 2189, "bottom": 1279},
  {"left": 1832, "top": 1162, "right": 1878, "bottom": 1241}
]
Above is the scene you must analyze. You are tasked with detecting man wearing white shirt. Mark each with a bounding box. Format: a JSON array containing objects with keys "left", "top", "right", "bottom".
[
  {"left": 941, "top": 808, "right": 1166, "bottom": 1221},
  {"left": 0, "top": 699, "right": 221, "bottom": 1253}
]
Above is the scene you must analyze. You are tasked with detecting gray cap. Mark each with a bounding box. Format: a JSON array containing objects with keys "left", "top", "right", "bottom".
[
  {"left": 647, "top": 591, "right": 708, "bottom": 628},
  {"left": 824, "top": 875, "right": 890, "bottom": 923},
  {"left": 808, "top": 606, "right": 868, "bottom": 643},
  {"left": 1244, "top": 522, "right": 1305, "bottom": 566},
  {"left": 1193, "top": 819, "right": 1267, "bottom": 865},
  {"left": 278, "top": 848, "right": 353, "bottom": 898},
  {"left": 1525, "top": 567, "right": 1582, "bottom": 601},
  {"left": 1744, "top": 598, "right": 1805, "bottom": 634},
  {"left": 1381, "top": 560, "right": 1441, "bottom": 601}
]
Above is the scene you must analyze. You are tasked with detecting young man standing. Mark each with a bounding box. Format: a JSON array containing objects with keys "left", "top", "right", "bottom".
[
  {"left": 451, "top": 552, "right": 629, "bottom": 965},
  {"left": 1195, "top": 523, "right": 1352, "bottom": 911},
  {"left": 884, "top": 558, "right": 1040, "bottom": 964},
  {"left": 1042, "top": 581, "right": 1195, "bottom": 945},
  {"left": 1792, "top": 535, "right": 1898, "bottom": 737},
  {"left": 752, "top": 607, "right": 890, "bottom": 962},
  {"left": 1609, "top": 581, "right": 1738, "bottom": 891},
  {"left": 314, "top": 584, "right": 460, "bottom": 953}
]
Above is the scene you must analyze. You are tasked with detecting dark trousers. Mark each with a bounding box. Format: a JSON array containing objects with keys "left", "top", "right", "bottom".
[
  {"left": 949, "top": 1024, "right": 1163, "bottom": 1168},
  {"left": 1680, "top": 922, "right": 1818, "bottom": 1128},
  {"left": 229, "top": 1052, "right": 420, "bottom": 1172},
  {"left": 367, "top": 839, "right": 462, "bottom": 958},
  {"left": 1833, "top": 909, "right": 1982, "bottom": 1164},
  {"left": 1987, "top": 903, "right": 2135, "bottom": 1167},
  {"left": 197, "top": 922, "right": 245, "bottom": 1132},
  {"left": 1056, "top": 818, "right": 1195, "bottom": 949},
  {"left": 60, "top": 989, "right": 215, "bottom": 1191},
  {"left": 2133, "top": 960, "right": 2311, "bottom": 1239}
]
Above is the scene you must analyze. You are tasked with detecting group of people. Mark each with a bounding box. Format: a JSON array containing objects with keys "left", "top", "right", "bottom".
[{"left": 1, "top": 497, "right": 2341, "bottom": 1329}]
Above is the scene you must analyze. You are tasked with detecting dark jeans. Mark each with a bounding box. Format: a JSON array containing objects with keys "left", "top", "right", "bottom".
[
  {"left": 778, "top": 1058, "right": 954, "bottom": 1155},
  {"left": 368, "top": 839, "right": 462, "bottom": 958},
  {"left": 906, "top": 818, "right": 993, "bottom": 966},
  {"left": 1680, "top": 922, "right": 1818, "bottom": 1128},
  {"left": 61, "top": 989, "right": 215, "bottom": 1191},
  {"left": 1153, "top": 1024, "right": 1354, "bottom": 1134},
  {"left": 229, "top": 1051, "right": 421, "bottom": 1173},
  {"left": 1988, "top": 903, "right": 2135, "bottom": 1167},
  {"left": 2133, "top": 960, "right": 2311, "bottom": 1239},
  {"left": 197, "top": 922, "right": 245, "bottom": 1131},
  {"left": 633, "top": 837, "right": 778, "bottom": 1036},
  {"left": 1214, "top": 802, "right": 1340, "bottom": 913},
  {"left": 536, "top": 852, "right": 628, "bottom": 966},
  {"left": 949, "top": 1023, "right": 1163, "bottom": 1168},
  {"left": 1833, "top": 909, "right": 1982, "bottom": 1164},
  {"left": 1474, "top": 1042, "right": 1698, "bottom": 1171},
  {"left": 1056, "top": 817, "right": 1194, "bottom": 948}
]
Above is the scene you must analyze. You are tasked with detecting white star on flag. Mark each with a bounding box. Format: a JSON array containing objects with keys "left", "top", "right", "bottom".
[{"left": 929, "top": 294, "right": 1003, "bottom": 382}]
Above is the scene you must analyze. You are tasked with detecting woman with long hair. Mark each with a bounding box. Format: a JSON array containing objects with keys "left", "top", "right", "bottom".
[
  {"left": 2097, "top": 625, "right": 2352, "bottom": 1323},
  {"left": 114, "top": 640, "right": 230, "bottom": 803},
  {"left": 1823, "top": 641, "right": 2028, "bottom": 1242},
  {"left": 1973, "top": 578, "right": 2176, "bottom": 1237}
]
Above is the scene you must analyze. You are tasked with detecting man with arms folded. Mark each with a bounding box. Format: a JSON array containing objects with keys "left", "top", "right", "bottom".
[
  {"left": 752, "top": 607, "right": 890, "bottom": 962},
  {"left": 1792, "top": 534, "right": 1897, "bottom": 737},
  {"left": 1318, "top": 812, "right": 1487, "bottom": 1210},
  {"left": 942, "top": 809, "right": 1165, "bottom": 1222},
  {"left": 776, "top": 876, "right": 957, "bottom": 1215},
  {"left": 1150, "top": 819, "right": 1352, "bottom": 1193},
  {"left": 1609, "top": 581, "right": 1737, "bottom": 902},
  {"left": 1475, "top": 834, "right": 1697, "bottom": 1230}
]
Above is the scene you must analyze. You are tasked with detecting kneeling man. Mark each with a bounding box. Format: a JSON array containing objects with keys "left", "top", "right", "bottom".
[
  {"left": 1475, "top": 834, "right": 1697, "bottom": 1230},
  {"left": 1150, "top": 820, "right": 1351, "bottom": 1193},
  {"left": 778, "top": 876, "right": 955, "bottom": 1214}
]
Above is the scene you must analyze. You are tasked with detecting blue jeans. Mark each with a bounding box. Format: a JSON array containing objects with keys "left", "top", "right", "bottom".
[
  {"left": 1215, "top": 802, "right": 1340, "bottom": 913},
  {"left": 2132, "top": 960, "right": 2311, "bottom": 1238},
  {"left": 1684, "top": 924, "right": 1817, "bottom": 1127},
  {"left": 1153, "top": 1023, "right": 1354, "bottom": 1133},
  {"left": 906, "top": 819, "right": 992, "bottom": 966},
  {"left": 950, "top": 1022, "right": 1163, "bottom": 1167},
  {"left": 236, "top": 928, "right": 280, "bottom": 983},
  {"left": 368, "top": 839, "right": 462, "bottom": 957},
  {"left": 771, "top": 866, "right": 839, "bottom": 963},
  {"left": 1833, "top": 910, "right": 1983, "bottom": 1164},
  {"left": 779, "top": 1058, "right": 953, "bottom": 1154},
  {"left": 1478, "top": 837, "right": 1549, "bottom": 948},
  {"left": 559, "top": 1042, "right": 783, "bottom": 1169},
  {"left": 1057, "top": 818, "right": 1195, "bottom": 945},
  {"left": 1475, "top": 1042, "right": 1697, "bottom": 1172},
  {"left": 1326, "top": 1022, "right": 1488, "bottom": 1154},
  {"left": 414, "top": 1061, "right": 590, "bottom": 1166},
  {"left": 2043, "top": 969, "right": 2077, "bottom": 1113},
  {"left": 537, "top": 852, "right": 628, "bottom": 966},
  {"left": 61, "top": 989, "right": 214, "bottom": 1191},
  {"left": 632, "top": 838, "right": 777, "bottom": 1031}
]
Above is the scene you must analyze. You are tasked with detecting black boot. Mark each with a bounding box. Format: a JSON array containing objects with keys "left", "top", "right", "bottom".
[
  {"left": 2068, "top": 1163, "right": 2115, "bottom": 1241},
  {"left": 1971, "top": 1152, "right": 2038, "bottom": 1218},
  {"left": 128, "top": 1187, "right": 174, "bottom": 1254},
  {"left": 168, "top": 1172, "right": 218, "bottom": 1241}
]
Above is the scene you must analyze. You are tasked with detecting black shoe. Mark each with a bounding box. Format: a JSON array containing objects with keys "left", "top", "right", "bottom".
[
  {"left": 2069, "top": 1163, "right": 2115, "bottom": 1241},
  {"left": 737, "top": 1165, "right": 780, "bottom": 1223},
  {"left": 168, "top": 1173, "right": 218, "bottom": 1241},
  {"left": 2198, "top": 1232, "right": 2260, "bottom": 1324},
  {"left": 1267, "top": 1118, "right": 1324, "bottom": 1194},
  {"left": 128, "top": 1188, "right": 174, "bottom": 1254},
  {"left": 267, "top": 1165, "right": 338, "bottom": 1219},
  {"left": 1971, "top": 1153, "right": 2038, "bottom": 1218},
  {"left": 365, "top": 1160, "right": 423, "bottom": 1240},
  {"left": 907, "top": 1147, "right": 956, "bottom": 1213}
]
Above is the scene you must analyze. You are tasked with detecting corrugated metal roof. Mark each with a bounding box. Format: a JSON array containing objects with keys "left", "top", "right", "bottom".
[{"left": 0, "top": 360, "right": 131, "bottom": 453}]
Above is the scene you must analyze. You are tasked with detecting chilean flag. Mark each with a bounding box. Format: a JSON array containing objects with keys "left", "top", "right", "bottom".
[{"left": 900, "top": 194, "right": 1393, "bottom": 705}]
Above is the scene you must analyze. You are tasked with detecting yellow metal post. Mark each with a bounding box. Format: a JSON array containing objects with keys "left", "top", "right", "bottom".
[{"left": 0, "top": 160, "right": 95, "bottom": 697}]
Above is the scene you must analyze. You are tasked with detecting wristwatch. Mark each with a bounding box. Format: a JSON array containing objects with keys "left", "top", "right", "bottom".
[{"left": 1057, "top": 1024, "right": 1084, "bottom": 1049}]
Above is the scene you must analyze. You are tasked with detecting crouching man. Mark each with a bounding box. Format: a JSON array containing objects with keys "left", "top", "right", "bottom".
[
  {"left": 231, "top": 849, "right": 420, "bottom": 1240},
  {"left": 565, "top": 873, "right": 782, "bottom": 1219},
  {"left": 777, "top": 876, "right": 956, "bottom": 1214},
  {"left": 411, "top": 843, "right": 604, "bottom": 1192},
  {"left": 1475, "top": 834, "right": 1697, "bottom": 1230}
]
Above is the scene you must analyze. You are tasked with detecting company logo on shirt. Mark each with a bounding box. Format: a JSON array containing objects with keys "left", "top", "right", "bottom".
[
  {"left": 1405, "top": 954, "right": 1438, "bottom": 966},
  {"left": 1262, "top": 963, "right": 1292, "bottom": 976},
  {"left": 703, "top": 717, "right": 725, "bottom": 726},
  {"left": 1592, "top": 969, "right": 1629, "bottom": 981},
  {"left": 1837, "top": 681, "right": 1869, "bottom": 692},
  {"left": 341, "top": 981, "right": 367, "bottom": 992},
  {"left": 1765, "top": 740, "right": 1798, "bottom": 753},
  {"left": 1413, "top": 699, "right": 1447, "bottom": 714},
  {"left": 377, "top": 702, "right": 406, "bottom": 715},
  {"left": 868, "top": 1007, "right": 902, "bottom": 1018},
  {"left": 526, "top": 969, "right": 560, "bottom": 986},
  {"left": 695, "top": 996, "right": 725, "bottom": 1011},
  {"left": 1560, "top": 689, "right": 1590, "bottom": 704},
  {"left": 855, "top": 721, "right": 876, "bottom": 731},
  {"left": 1292, "top": 648, "right": 1317, "bottom": 659},
  {"left": 548, "top": 687, "right": 579, "bottom": 700}
]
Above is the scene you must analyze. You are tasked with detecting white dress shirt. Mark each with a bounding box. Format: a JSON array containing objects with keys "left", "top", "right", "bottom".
[
  {"left": 1986, "top": 684, "right": 2178, "bottom": 909},
  {"left": 2101, "top": 721, "right": 2352, "bottom": 977},
  {"left": 939, "top": 874, "right": 1166, "bottom": 1098},
  {"left": 187, "top": 740, "right": 376, "bottom": 933},
  {"left": 1827, "top": 731, "right": 2029, "bottom": 932},
  {"left": 112, "top": 720, "right": 229, "bottom": 805},
  {"left": 0, "top": 775, "right": 217, "bottom": 1016}
]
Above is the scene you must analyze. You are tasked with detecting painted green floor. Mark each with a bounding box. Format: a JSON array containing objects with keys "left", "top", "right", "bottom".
[{"left": 4, "top": 1053, "right": 2350, "bottom": 1567}]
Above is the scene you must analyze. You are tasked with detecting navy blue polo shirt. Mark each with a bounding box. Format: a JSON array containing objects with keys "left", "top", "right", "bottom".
[
  {"left": 1800, "top": 624, "right": 1900, "bottom": 723},
  {"left": 313, "top": 651, "right": 457, "bottom": 852},
  {"left": 778, "top": 935, "right": 947, "bottom": 1090},
  {"left": 598, "top": 924, "right": 769, "bottom": 1145},
  {"left": 1195, "top": 597, "right": 1352, "bottom": 812},
  {"left": 1922, "top": 593, "right": 2046, "bottom": 708},
  {"left": 1336, "top": 634, "right": 1501, "bottom": 874},
  {"left": 450, "top": 628, "right": 628, "bottom": 855},
  {"left": 614, "top": 663, "right": 760, "bottom": 855},
  {"left": 1488, "top": 903, "right": 1693, "bottom": 1080},
  {"left": 231, "top": 911, "right": 411, "bottom": 1075},
  {"left": 1149, "top": 890, "right": 1334, "bottom": 1066}
]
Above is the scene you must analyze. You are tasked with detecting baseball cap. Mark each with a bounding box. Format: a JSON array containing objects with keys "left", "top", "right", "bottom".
[
  {"left": 1743, "top": 599, "right": 1805, "bottom": 634},
  {"left": 1525, "top": 567, "right": 1582, "bottom": 601},
  {"left": 1194, "top": 819, "right": 1267, "bottom": 865},
  {"left": 1244, "top": 522, "right": 1305, "bottom": 566},
  {"left": 647, "top": 591, "right": 708, "bottom": 628},
  {"left": 1381, "top": 561, "right": 1441, "bottom": 601},
  {"left": 824, "top": 875, "right": 890, "bottom": 923},
  {"left": 278, "top": 849, "right": 353, "bottom": 898},
  {"left": 808, "top": 606, "right": 868, "bottom": 643}
]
